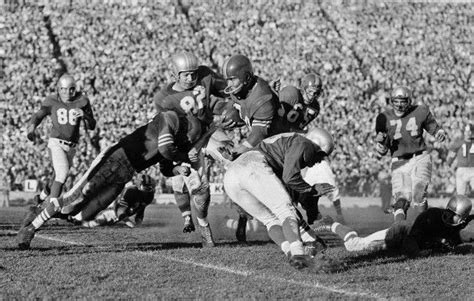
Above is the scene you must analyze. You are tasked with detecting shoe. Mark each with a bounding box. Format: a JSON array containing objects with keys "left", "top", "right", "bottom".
[
  {"left": 199, "top": 224, "right": 215, "bottom": 248},
  {"left": 289, "top": 254, "right": 312, "bottom": 270},
  {"left": 21, "top": 206, "right": 42, "bottom": 228},
  {"left": 236, "top": 215, "right": 247, "bottom": 242},
  {"left": 17, "top": 225, "right": 36, "bottom": 250},
  {"left": 183, "top": 215, "right": 196, "bottom": 233},
  {"left": 304, "top": 236, "right": 327, "bottom": 257},
  {"left": 312, "top": 215, "right": 334, "bottom": 232}
]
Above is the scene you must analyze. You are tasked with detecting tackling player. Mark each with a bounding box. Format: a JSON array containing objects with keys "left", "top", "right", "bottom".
[
  {"left": 26, "top": 74, "right": 96, "bottom": 203},
  {"left": 153, "top": 51, "right": 231, "bottom": 247},
  {"left": 223, "top": 128, "right": 335, "bottom": 269},
  {"left": 79, "top": 174, "right": 156, "bottom": 228},
  {"left": 375, "top": 86, "right": 446, "bottom": 222},
  {"left": 315, "top": 195, "right": 473, "bottom": 256},
  {"left": 277, "top": 74, "right": 344, "bottom": 224},
  {"left": 16, "top": 111, "right": 200, "bottom": 249},
  {"left": 446, "top": 124, "right": 474, "bottom": 195}
]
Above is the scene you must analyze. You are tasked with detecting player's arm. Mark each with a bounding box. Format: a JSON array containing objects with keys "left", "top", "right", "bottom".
[
  {"left": 26, "top": 100, "right": 51, "bottom": 142},
  {"left": 158, "top": 113, "right": 191, "bottom": 164},
  {"left": 374, "top": 113, "right": 389, "bottom": 156},
  {"left": 282, "top": 141, "right": 334, "bottom": 196},
  {"left": 234, "top": 96, "right": 274, "bottom": 155},
  {"left": 81, "top": 99, "right": 96, "bottom": 130},
  {"left": 153, "top": 90, "right": 167, "bottom": 114},
  {"left": 446, "top": 136, "right": 463, "bottom": 166},
  {"left": 423, "top": 107, "right": 446, "bottom": 142}
]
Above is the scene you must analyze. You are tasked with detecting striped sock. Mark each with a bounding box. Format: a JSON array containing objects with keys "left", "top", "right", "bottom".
[{"left": 31, "top": 199, "right": 58, "bottom": 229}]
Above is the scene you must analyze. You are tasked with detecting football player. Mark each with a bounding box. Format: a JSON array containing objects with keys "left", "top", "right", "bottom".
[
  {"left": 221, "top": 54, "right": 297, "bottom": 242},
  {"left": 223, "top": 128, "right": 336, "bottom": 269},
  {"left": 26, "top": 74, "right": 96, "bottom": 203},
  {"left": 153, "top": 51, "right": 232, "bottom": 247},
  {"left": 316, "top": 195, "right": 473, "bottom": 256},
  {"left": 16, "top": 111, "right": 200, "bottom": 249},
  {"left": 375, "top": 86, "right": 446, "bottom": 222},
  {"left": 79, "top": 174, "right": 156, "bottom": 228},
  {"left": 446, "top": 123, "right": 474, "bottom": 195},
  {"left": 277, "top": 76, "right": 344, "bottom": 224}
]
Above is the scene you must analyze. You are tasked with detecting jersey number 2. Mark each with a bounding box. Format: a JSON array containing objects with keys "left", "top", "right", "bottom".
[{"left": 390, "top": 117, "right": 418, "bottom": 139}]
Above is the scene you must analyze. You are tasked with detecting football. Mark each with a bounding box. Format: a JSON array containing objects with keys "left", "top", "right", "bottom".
[{"left": 222, "top": 101, "right": 245, "bottom": 127}]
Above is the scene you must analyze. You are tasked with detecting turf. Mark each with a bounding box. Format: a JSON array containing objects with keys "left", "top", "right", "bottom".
[{"left": 0, "top": 203, "right": 472, "bottom": 300}]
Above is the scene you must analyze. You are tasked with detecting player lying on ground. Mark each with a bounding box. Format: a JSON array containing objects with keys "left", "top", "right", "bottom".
[
  {"left": 16, "top": 111, "right": 201, "bottom": 249},
  {"left": 223, "top": 128, "right": 335, "bottom": 270},
  {"left": 77, "top": 174, "right": 156, "bottom": 228},
  {"left": 315, "top": 195, "right": 473, "bottom": 256}
]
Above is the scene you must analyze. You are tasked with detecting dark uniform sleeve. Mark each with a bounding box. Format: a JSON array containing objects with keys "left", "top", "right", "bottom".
[
  {"left": 246, "top": 95, "right": 275, "bottom": 147},
  {"left": 81, "top": 96, "right": 96, "bottom": 130},
  {"left": 421, "top": 105, "right": 441, "bottom": 136},
  {"left": 159, "top": 159, "right": 178, "bottom": 177},
  {"left": 29, "top": 97, "right": 53, "bottom": 127},
  {"left": 281, "top": 140, "right": 321, "bottom": 193},
  {"left": 375, "top": 113, "right": 388, "bottom": 134},
  {"left": 158, "top": 112, "right": 190, "bottom": 163},
  {"left": 153, "top": 89, "right": 168, "bottom": 113}
]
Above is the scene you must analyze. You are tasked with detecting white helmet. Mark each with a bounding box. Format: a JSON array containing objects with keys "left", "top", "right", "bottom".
[{"left": 305, "top": 128, "right": 334, "bottom": 156}]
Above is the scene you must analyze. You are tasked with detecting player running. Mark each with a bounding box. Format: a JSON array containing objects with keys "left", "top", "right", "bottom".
[{"left": 375, "top": 86, "right": 446, "bottom": 221}]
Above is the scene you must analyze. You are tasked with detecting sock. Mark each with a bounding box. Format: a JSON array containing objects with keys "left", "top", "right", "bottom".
[
  {"left": 281, "top": 241, "right": 291, "bottom": 257},
  {"left": 282, "top": 217, "right": 301, "bottom": 245},
  {"left": 39, "top": 190, "right": 49, "bottom": 201},
  {"left": 49, "top": 181, "right": 64, "bottom": 198},
  {"left": 197, "top": 217, "right": 209, "bottom": 227},
  {"left": 31, "top": 199, "right": 59, "bottom": 229},
  {"left": 393, "top": 209, "right": 406, "bottom": 222},
  {"left": 332, "top": 222, "right": 357, "bottom": 241},
  {"left": 333, "top": 199, "right": 343, "bottom": 215}
]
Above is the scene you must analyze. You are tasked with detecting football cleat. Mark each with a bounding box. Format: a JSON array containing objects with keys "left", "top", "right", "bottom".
[
  {"left": 21, "top": 206, "right": 42, "bottom": 228},
  {"left": 304, "top": 236, "right": 327, "bottom": 257},
  {"left": 199, "top": 224, "right": 215, "bottom": 248},
  {"left": 312, "top": 215, "right": 334, "bottom": 233},
  {"left": 236, "top": 215, "right": 248, "bottom": 242},
  {"left": 183, "top": 216, "right": 196, "bottom": 233},
  {"left": 17, "top": 225, "right": 36, "bottom": 250},
  {"left": 289, "top": 254, "right": 312, "bottom": 270}
]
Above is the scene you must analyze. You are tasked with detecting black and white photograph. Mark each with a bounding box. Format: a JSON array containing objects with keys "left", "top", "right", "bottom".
[{"left": 1, "top": 0, "right": 473, "bottom": 299}]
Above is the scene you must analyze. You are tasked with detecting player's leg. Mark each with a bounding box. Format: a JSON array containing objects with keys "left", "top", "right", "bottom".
[
  {"left": 224, "top": 165, "right": 290, "bottom": 257},
  {"left": 411, "top": 154, "right": 432, "bottom": 213},
  {"left": 171, "top": 175, "right": 194, "bottom": 233},
  {"left": 73, "top": 183, "right": 126, "bottom": 221},
  {"left": 391, "top": 164, "right": 412, "bottom": 222},
  {"left": 455, "top": 167, "right": 468, "bottom": 195},
  {"left": 47, "top": 139, "right": 76, "bottom": 198}
]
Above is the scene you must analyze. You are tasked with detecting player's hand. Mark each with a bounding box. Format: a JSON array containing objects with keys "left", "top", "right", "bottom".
[
  {"left": 375, "top": 142, "right": 388, "bottom": 156},
  {"left": 218, "top": 146, "right": 237, "bottom": 161},
  {"left": 214, "top": 115, "right": 236, "bottom": 130},
  {"left": 312, "top": 183, "right": 335, "bottom": 197},
  {"left": 188, "top": 147, "right": 199, "bottom": 163},
  {"left": 375, "top": 132, "right": 387, "bottom": 143},
  {"left": 435, "top": 129, "right": 446, "bottom": 142},
  {"left": 26, "top": 128, "right": 37, "bottom": 142},
  {"left": 270, "top": 78, "right": 281, "bottom": 93},
  {"left": 71, "top": 108, "right": 84, "bottom": 118},
  {"left": 173, "top": 165, "right": 191, "bottom": 176}
]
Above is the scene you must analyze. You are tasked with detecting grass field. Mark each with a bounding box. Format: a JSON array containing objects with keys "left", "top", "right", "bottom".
[{"left": 1, "top": 200, "right": 473, "bottom": 300}]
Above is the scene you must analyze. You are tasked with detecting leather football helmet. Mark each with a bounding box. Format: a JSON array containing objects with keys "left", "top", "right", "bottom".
[
  {"left": 139, "top": 175, "right": 156, "bottom": 193},
  {"left": 305, "top": 127, "right": 334, "bottom": 156},
  {"left": 442, "top": 195, "right": 472, "bottom": 226},
  {"left": 300, "top": 73, "right": 322, "bottom": 105},
  {"left": 57, "top": 74, "right": 77, "bottom": 102},
  {"left": 222, "top": 54, "right": 254, "bottom": 95},
  {"left": 390, "top": 86, "right": 412, "bottom": 116},
  {"left": 171, "top": 51, "right": 199, "bottom": 90}
]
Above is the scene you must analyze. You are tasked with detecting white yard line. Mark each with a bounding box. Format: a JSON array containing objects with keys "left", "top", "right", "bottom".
[{"left": 32, "top": 234, "right": 381, "bottom": 299}]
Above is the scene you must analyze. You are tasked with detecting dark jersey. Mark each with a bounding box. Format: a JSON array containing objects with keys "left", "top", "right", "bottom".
[
  {"left": 31, "top": 93, "right": 95, "bottom": 143},
  {"left": 153, "top": 66, "right": 227, "bottom": 128},
  {"left": 375, "top": 104, "right": 441, "bottom": 158},
  {"left": 118, "top": 112, "right": 190, "bottom": 173},
  {"left": 278, "top": 85, "right": 320, "bottom": 131},
  {"left": 408, "top": 207, "right": 472, "bottom": 250},
  {"left": 233, "top": 77, "right": 291, "bottom": 146},
  {"left": 257, "top": 133, "right": 326, "bottom": 193},
  {"left": 450, "top": 137, "right": 474, "bottom": 168}
]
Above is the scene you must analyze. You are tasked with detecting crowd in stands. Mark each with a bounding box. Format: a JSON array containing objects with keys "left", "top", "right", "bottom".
[{"left": 1, "top": 0, "right": 471, "bottom": 197}]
